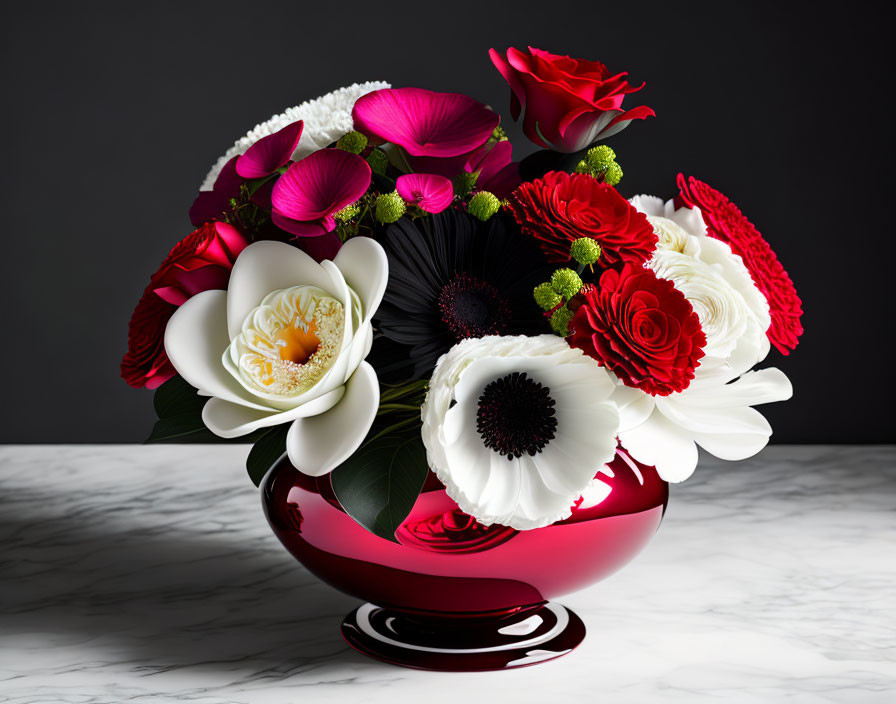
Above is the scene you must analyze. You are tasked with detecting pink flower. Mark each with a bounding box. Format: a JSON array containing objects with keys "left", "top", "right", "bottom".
[
  {"left": 396, "top": 173, "right": 453, "bottom": 213},
  {"left": 410, "top": 140, "right": 521, "bottom": 199},
  {"left": 236, "top": 120, "right": 304, "bottom": 179},
  {"left": 189, "top": 156, "right": 241, "bottom": 226},
  {"left": 489, "top": 46, "right": 654, "bottom": 153},
  {"left": 352, "top": 87, "right": 499, "bottom": 158},
  {"left": 271, "top": 148, "right": 371, "bottom": 236}
]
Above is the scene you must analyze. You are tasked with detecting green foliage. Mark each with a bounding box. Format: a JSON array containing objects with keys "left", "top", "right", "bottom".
[
  {"left": 574, "top": 144, "right": 622, "bottom": 185},
  {"left": 570, "top": 237, "right": 602, "bottom": 266},
  {"left": 550, "top": 268, "right": 583, "bottom": 299},
  {"left": 467, "top": 191, "right": 501, "bottom": 221},
  {"left": 603, "top": 161, "right": 623, "bottom": 186},
  {"left": 146, "top": 375, "right": 263, "bottom": 444},
  {"left": 533, "top": 282, "right": 562, "bottom": 311},
  {"left": 375, "top": 190, "right": 406, "bottom": 223},
  {"left": 335, "top": 201, "right": 361, "bottom": 223},
  {"left": 550, "top": 305, "right": 574, "bottom": 336},
  {"left": 330, "top": 379, "right": 430, "bottom": 541},
  {"left": 336, "top": 130, "right": 368, "bottom": 154},
  {"left": 453, "top": 170, "right": 479, "bottom": 198},
  {"left": 246, "top": 424, "right": 290, "bottom": 487},
  {"left": 366, "top": 148, "right": 389, "bottom": 176}
]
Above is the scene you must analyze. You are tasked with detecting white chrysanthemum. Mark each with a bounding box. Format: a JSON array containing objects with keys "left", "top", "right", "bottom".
[
  {"left": 199, "top": 81, "right": 390, "bottom": 191},
  {"left": 421, "top": 335, "right": 620, "bottom": 530}
]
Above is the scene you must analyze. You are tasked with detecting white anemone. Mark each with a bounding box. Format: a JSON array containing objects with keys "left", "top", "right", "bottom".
[
  {"left": 200, "top": 81, "right": 390, "bottom": 191},
  {"left": 164, "top": 238, "right": 388, "bottom": 476},
  {"left": 421, "top": 335, "right": 620, "bottom": 530}
]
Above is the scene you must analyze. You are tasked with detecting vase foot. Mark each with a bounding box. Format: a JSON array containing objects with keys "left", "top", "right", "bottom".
[{"left": 341, "top": 602, "right": 585, "bottom": 671}]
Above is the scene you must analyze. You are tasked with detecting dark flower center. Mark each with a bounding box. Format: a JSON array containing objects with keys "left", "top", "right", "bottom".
[
  {"left": 476, "top": 372, "right": 557, "bottom": 460},
  {"left": 438, "top": 273, "right": 510, "bottom": 340}
]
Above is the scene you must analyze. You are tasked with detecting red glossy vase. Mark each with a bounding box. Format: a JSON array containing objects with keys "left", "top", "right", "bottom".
[{"left": 262, "top": 447, "right": 668, "bottom": 671}]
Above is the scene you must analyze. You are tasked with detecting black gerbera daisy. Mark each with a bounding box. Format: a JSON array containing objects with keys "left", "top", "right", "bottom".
[{"left": 370, "top": 208, "right": 551, "bottom": 381}]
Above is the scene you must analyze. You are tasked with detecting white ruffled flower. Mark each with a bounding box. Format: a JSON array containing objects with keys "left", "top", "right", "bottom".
[
  {"left": 200, "top": 81, "right": 390, "bottom": 191},
  {"left": 612, "top": 195, "right": 791, "bottom": 482},
  {"left": 164, "top": 238, "right": 388, "bottom": 476},
  {"left": 629, "top": 193, "right": 708, "bottom": 238},
  {"left": 648, "top": 216, "right": 770, "bottom": 364},
  {"left": 421, "top": 335, "right": 620, "bottom": 530},
  {"left": 613, "top": 363, "right": 792, "bottom": 483},
  {"left": 633, "top": 196, "right": 772, "bottom": 374}
]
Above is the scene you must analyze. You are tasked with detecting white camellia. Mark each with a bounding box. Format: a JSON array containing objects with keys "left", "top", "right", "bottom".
[
  {"left": 164, "top": 238, "right": 388, "bottom": 476},
  {"left": 611, "top": 195, "right": 793, "bottom": 482},
  {"left": 421, "top": 335, "right": 620, "bottom": 530},
  {"left": 200, "top": 81, "right": 391, "bottom": 191}
]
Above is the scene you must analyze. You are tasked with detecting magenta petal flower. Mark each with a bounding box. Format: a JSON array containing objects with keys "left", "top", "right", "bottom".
[
  {"left": 189, "top": 156, "right": 241, "bottom": 226},
  {"left": 236, "top": 120, "right": 304, "bottom": 179},
  {"left": 271, "top": 148, "right": 371, "bottom": 237},
  {"left": 396, "top": 173, "right": 453, "bottom": 213},
  {"left": 352, "top": 87, "right": 499, "bottom": 158},
  {"left": 409, "top": 140, "right": 521, "bottom": 199}
]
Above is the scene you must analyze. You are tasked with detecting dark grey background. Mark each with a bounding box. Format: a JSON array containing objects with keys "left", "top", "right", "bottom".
[{"left": 2, "top": 1, "right": 892, "bottom": 443}]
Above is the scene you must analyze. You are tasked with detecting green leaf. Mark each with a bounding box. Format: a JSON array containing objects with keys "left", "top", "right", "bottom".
[
  {"left": 153, "top": 375, "right": 207, "bottom": 419},
  {"left": 246, "top": 424, "right": 290, "bottom": 487},
  {"left": 331, "top": 433, "right": 429, "bottom": 542},
  {"left": 145, "top": 412, "right": 219, "bottom": 443}
]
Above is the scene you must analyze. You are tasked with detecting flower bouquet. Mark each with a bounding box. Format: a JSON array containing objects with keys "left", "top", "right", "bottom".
[{"left": 122, "top": 47, "right": 802, "bottom": 671}]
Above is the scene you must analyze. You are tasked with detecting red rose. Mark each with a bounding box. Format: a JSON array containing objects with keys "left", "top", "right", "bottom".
[
  {"left": 121, "top": 289, "right": 178, "bottom": 390},
  {"left": 508, "top": 171, "right": 657, "bottom": 267},
  {"left": 569, "top": 264, "right": 706, "bottom": 396},
  {"left": 676, "top": 174, "right": 803, "bottom": 355},
  {"left": 121, "top": 221, "right": 248, "bottom": 389},
  {"left": 489, "top": 47, "right": 655, "bottom": 153}
]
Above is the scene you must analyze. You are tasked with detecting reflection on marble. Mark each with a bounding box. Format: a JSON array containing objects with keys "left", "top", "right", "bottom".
[{"left": 0, "top": 445, "right": 893, "bottom": 703}]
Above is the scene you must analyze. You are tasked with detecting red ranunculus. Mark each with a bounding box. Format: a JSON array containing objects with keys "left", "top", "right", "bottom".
[
  {"left": 489, "top": 47, "right": 655, "bottom": 153},
  {"left": 676, "top": 174, "right": 804, "bottom": 355},
  {"left": 121, "top": 221, "right": 249, "bottom": 389},
  {"left": 569, "top": 264, "right": 706, "bottom": 396},
  {"left": 508, "top": 171, "right": 657, "bottom": 267}
]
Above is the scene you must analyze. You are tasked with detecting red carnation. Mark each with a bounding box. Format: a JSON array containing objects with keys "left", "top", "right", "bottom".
[
  {"left": 676, "top": 174, "right": 803, "bottom": 355},
  {"left": 121, "top": 221, "right": 248, "bottom": 389},
  {"left": 569, "top": 264, "right": 706, "bottom": 396},
  {"left": 508, "top": 171, "right": 656, "bottom": 267},
  {"left": 121, "top": 289, "right": 178, "bottom": 390}
]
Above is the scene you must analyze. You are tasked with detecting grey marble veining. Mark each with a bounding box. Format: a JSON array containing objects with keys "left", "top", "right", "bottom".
[{"left": 0, "top": 445, "right": 893, "bottom": 703}]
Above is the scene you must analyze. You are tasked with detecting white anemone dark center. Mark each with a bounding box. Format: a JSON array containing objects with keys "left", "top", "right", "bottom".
[{"left": 476, "top": 372, "right": 558, "bottom": 459}]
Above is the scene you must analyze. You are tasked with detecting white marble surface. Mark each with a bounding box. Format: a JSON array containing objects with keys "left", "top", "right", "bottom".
[{"left": 0, "top": 445, "right": 893, "bottom": 703}]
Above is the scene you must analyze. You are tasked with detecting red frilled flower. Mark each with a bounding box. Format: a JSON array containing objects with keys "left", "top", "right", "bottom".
[
  {"left": 121, "top": 221, "right": 248, "bottom": 389},
  {"left": 507, "top": 171, "right": 657, "bottom": 267},
  {"left": 676, "top": 174, "right": 803, "bottom": 355},
  {"left": 489, "top": 47, "right": 655, "bottom": 153},
  {"left": 569, "top": 264, "right": 706, "bottom": 396}
]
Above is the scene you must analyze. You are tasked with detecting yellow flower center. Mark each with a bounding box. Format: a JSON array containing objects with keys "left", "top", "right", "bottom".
[{"left": 230, "top": 286, "right": 344, "bottom": 398}]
